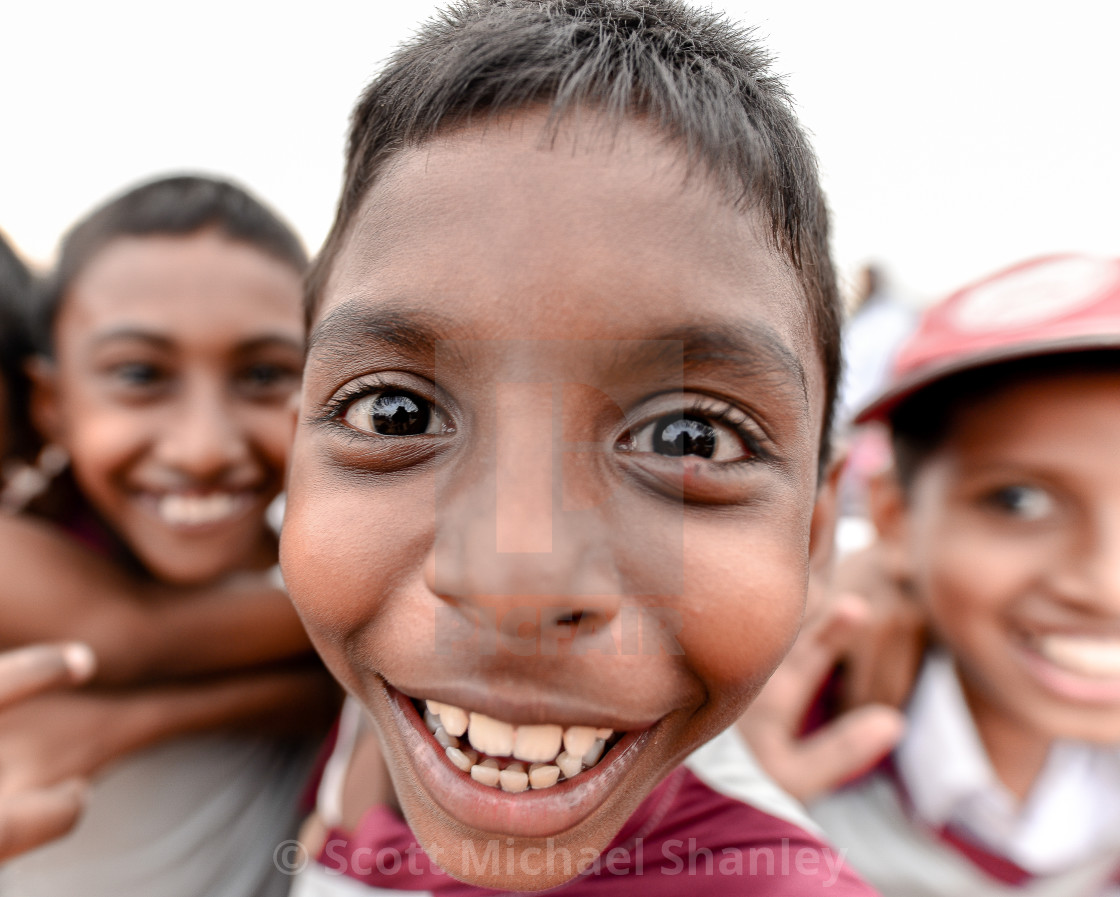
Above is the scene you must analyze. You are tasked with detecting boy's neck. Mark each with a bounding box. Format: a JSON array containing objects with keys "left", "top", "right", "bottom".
[{"left": 958, "top": 672, "right": 1051, "bottom": 801}]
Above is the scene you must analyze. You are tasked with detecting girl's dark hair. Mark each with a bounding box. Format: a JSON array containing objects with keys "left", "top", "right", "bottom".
[
  {"left": 0, "top": 231, "right": 39, "bottom": 462},
  {"left": 309, "top": 0, "right": 842, "bottom": 465},
  {"left": 34, "top": 174, "right": 308, "bottom": 356},
  {"left": 889, "top": 350, "right": 1120, "bottom": 492}
]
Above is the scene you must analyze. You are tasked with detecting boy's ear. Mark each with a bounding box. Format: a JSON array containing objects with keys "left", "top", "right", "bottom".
[
  {"left": 26, "top": 356, "right": 64, "bottom": 445},
  {"left": 867, "top": 467, "right": 911, "bottom": 581},
  {"left": 807, "top": 454, "right": 844, "bottom": 581}
]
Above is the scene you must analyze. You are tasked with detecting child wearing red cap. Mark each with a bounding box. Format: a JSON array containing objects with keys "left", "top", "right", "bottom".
[{"left": 809, "top": 255, "right": 1120, "bottom": 895}]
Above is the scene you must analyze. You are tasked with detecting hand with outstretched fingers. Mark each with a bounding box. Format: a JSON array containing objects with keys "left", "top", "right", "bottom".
[
  {"left": 737, "top": 593, "right": 908, "bottom": 804},
  {"left": 0, "top": 643, "right": 96, "bottom": 860}
]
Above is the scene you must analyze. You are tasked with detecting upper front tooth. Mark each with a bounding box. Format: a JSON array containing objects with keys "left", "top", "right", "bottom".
[
  {"left": 513, "top": 724, "right": 563, "bottom": 763},
  {"left": 439, "top": 704, "right": 469, "bottom": 737},
  {"left": 468, "top": 712, "right": 514, "bottom": 756},
  {"left": 562, "top": 726, "right": 597, "bottom": 758}
]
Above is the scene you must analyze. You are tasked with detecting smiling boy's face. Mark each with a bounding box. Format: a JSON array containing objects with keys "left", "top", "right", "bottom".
[
  {"left": 892, "top": 369, "right": 1120, "bottom": 755},
  {"left": 282, "top": 109, "right": 832, "bottom": 889}
]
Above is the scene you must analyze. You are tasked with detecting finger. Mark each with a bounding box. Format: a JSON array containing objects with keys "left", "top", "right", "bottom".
[
  {"left": 788, "top": 704, "right": 904, "bottom": 801},
  {"left": 757, "top": 593, "right": 872, "bottom": 724},
  {"left": 0, "top": 779, "right": 88, "bottom": 861},
  {"left": 0, "top": 644, "right": 97, "bottom": 708},
  {"left": 842, "top": 599, "right": 928, "bottom": 710}
]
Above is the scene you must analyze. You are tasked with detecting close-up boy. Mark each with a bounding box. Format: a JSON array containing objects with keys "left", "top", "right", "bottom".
[
  {"left": 809, "top": 254, "right": 1120, "bottom": 895},
  {"left": 280, "top": 0, "right": 872, "bottom": 893}
]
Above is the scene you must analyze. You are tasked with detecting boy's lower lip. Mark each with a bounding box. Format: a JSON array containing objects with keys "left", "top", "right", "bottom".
[{"left": 383, "top": 680, "right": 657, "bottom": 838}]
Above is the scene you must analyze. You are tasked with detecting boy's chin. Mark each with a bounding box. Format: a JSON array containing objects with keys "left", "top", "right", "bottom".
[{"left": 405, "top": 802, "right": 618, "bottom": 891}]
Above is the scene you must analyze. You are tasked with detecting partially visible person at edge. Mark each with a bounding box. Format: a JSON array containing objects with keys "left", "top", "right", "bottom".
[{"left": 0, "top": 176, "right": 338, "bottom": 897}]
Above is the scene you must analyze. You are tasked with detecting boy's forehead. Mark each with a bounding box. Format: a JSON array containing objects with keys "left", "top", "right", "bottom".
[{"left": 317, "top": 110, "right": 825, "bottom": 417}]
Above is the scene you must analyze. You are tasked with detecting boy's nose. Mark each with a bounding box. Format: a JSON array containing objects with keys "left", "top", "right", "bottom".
[
  {"left": 428, "top": 382, "right": 623, "bottom": 637},
  {"left": 155, "top": 383, "right": 251, "bottom": 479},
  {"left": 1052, "top": 511, "right": 1120, "bottom": 613}
]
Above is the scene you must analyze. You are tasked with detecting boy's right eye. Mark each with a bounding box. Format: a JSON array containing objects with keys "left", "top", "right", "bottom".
[{"left": 341, "top": 390, "right": 453, "bottom": 437}]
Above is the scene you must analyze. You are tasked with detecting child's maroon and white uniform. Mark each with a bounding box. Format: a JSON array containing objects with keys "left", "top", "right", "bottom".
[
  {"left": 811, "top": 652, "right": 1120, "bottom": 896},
  {"left": 290, "top": 703, "right": 876, "bottom": 896}
]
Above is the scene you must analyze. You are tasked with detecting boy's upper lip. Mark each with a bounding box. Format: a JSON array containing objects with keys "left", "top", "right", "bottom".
[{"left": 393, "top": 680, "right": 666, "bottom": 731}]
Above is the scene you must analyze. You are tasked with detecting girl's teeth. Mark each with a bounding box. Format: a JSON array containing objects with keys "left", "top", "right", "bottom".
[
  {"left": 156, "top": 493, "right": 240, "bottom": 526},
  {"left": 562, "top": 725, "right": 597, "bottom": 758},
  {"left": 512, "top": 724, "right": 563, "bottom": 763},
  {"left": 468, "top": 712, "right": 515, "bottom": 756},
  {"left": 1038, "top": 635, "right": 1120, "bottom": 677}
]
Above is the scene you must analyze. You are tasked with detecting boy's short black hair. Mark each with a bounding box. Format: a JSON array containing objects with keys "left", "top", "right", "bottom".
[
  {"left": 0, "top": 231, "right": 39, "bottom": 462},
  {"left": 309, "top": 0, "right": 842, "bottom": 459},
  {"left": 889, "top": 350, "right": 1120, "bottom": 492},
  {"left": 34, "top": 174, "right": 308, "bottom": 355}
]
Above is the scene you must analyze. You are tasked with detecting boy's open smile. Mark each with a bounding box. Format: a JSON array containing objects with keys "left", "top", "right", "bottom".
[{"left": 282, "top": 109, "right": 833, "bottom": 889}]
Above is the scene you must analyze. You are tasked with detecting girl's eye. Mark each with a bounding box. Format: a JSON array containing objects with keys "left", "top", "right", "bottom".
[
  {"left": 237, "top": 362, "right": 299, "bottom": 394},
  {"left": 341, "top": 390, "right": 451, "bottom": 437},
  {"left": 111, "top": 361, "right": 163, "bottom": 388},
  {"left": 624, "top": 412, "right": 751, "bottom": 462},
  {"left": 988, "top": 484, "right": 1054, "bottom": 521}
]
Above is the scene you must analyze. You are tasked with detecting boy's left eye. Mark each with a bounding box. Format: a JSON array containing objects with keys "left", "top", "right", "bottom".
[
  {"left": 341, "top": 390, "right": 452, "bottom": 437},
  {"left": 987, "top": 484, "right": 1055, "bottom": 521},
  {"left": 621, "top": 411, "right": 754, "bottom": 462}
]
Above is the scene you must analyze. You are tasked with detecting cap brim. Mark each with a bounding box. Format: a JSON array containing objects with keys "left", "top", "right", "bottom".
[{"left": 853, "top": 333, "right": 1120, "bottom": 424}]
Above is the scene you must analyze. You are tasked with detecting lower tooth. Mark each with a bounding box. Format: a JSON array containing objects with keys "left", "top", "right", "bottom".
[
  {"left": 500, "top": 764, "right": 529, "bottom": 793},
  {"left": 555, "top": 751, "right": 583, "bottom": 780},
  {"left": 446, "top": 746, "right": 473, "bottom": 771},
  {"left": 471, "top": 760, "right": 501, "bottom": 787},
  {"left": 529, "top": 764, "right": 561, "bottom": 789}
]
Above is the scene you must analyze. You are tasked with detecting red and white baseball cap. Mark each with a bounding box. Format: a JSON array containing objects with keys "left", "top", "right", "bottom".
[{"left": 855, "top": 254, "right": 1120, "bottom": 423}]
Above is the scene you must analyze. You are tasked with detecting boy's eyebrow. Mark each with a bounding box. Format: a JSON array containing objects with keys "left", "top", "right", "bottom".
[
  {"left": 309, "top": 303, "right": 808, "bottom": 406},
  {"left": 307, "top": 301, "right": 448, "bottom": 362},
  {"left": 617, "top": 323, "right": 810, "bottom": 406}
]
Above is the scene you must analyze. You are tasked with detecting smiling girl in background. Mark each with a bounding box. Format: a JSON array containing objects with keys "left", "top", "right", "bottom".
[{"left": 0, "top": 176, "right": 335, "bottom": 897}]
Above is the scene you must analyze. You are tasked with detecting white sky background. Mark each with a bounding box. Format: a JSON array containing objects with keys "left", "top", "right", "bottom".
[{"left": 3, "top": 1, "right": 1118, "bottom": 302}]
